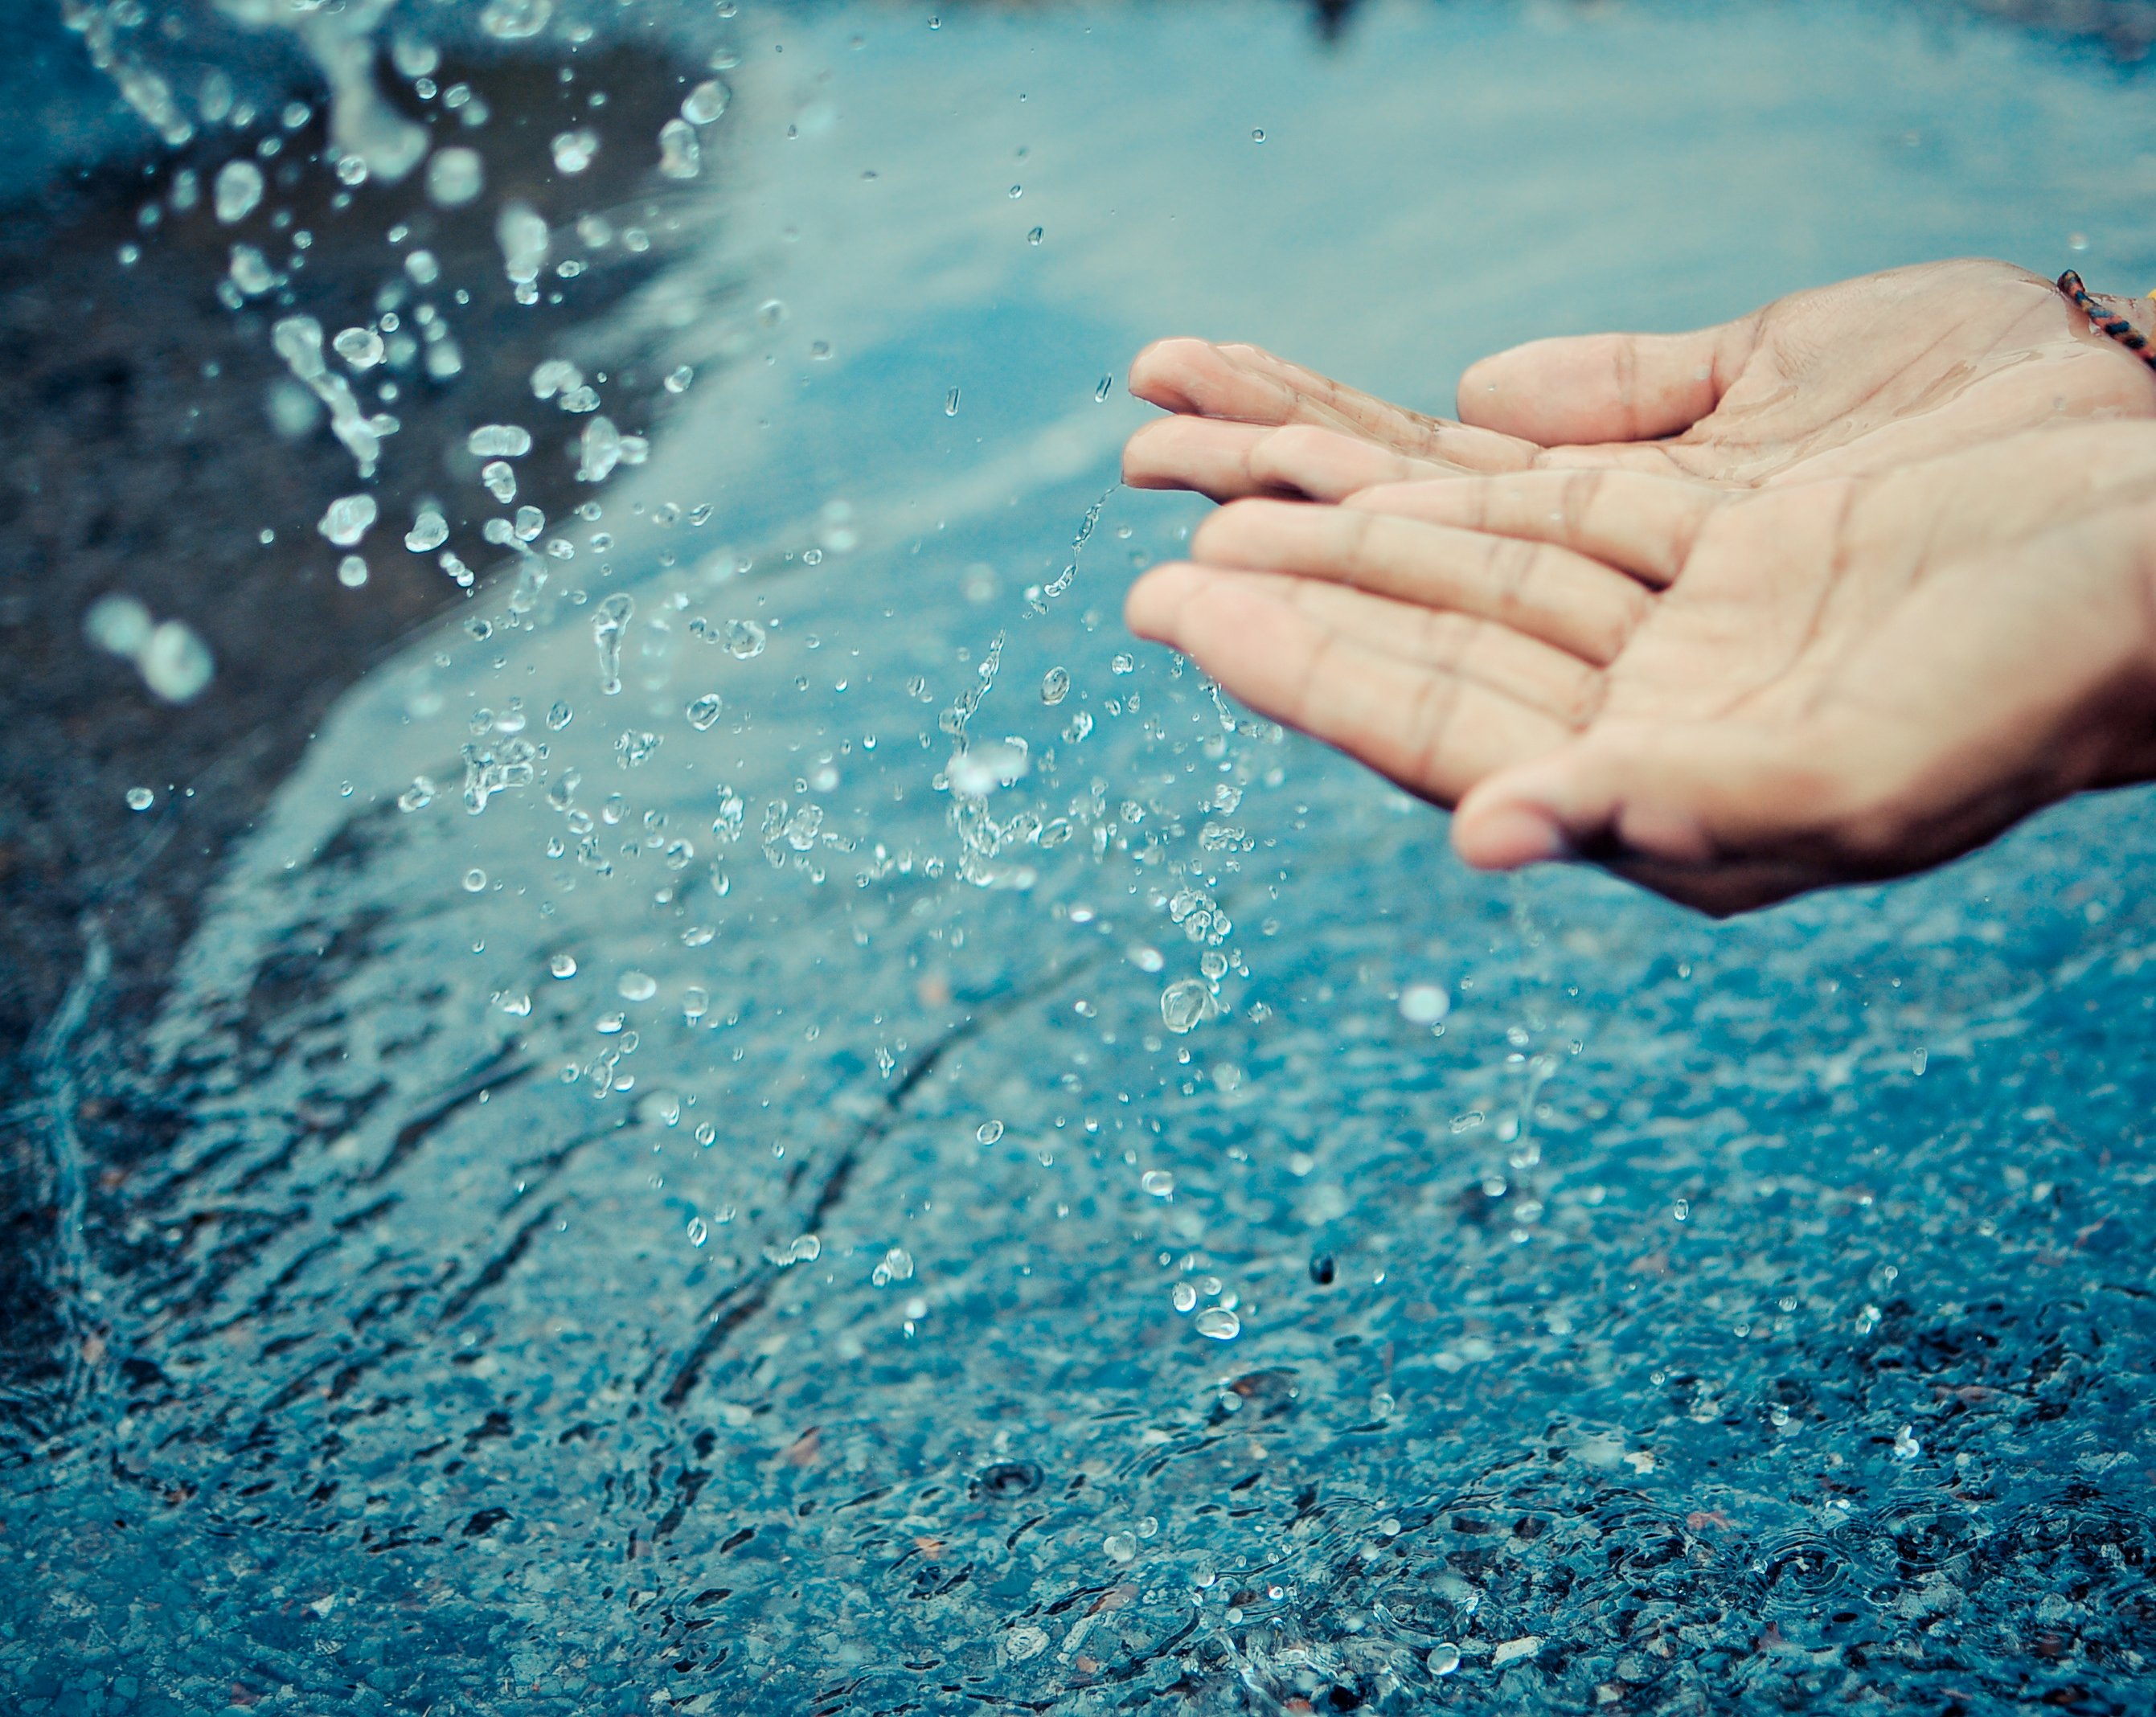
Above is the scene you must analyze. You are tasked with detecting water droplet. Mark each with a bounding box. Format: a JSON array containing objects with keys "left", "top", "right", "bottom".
[
  {"left": 721, "top": 618, "right": 766, "bottom": 660},
  {"left": 618, "top": 970, "right": 657, "bottom": 1002},
  {"left": 213, "top": 159, "right": 264, "bottom": 223},
  {"left": 481, "top": 461, "right": 517, "bottom": 503},
  {"left": 1103, "top": 1532, "right": 1136, "bottom": 1563},
  {"left": 425, "top": 146, "right": 484, "bottom": 207},
  {"left": 551, "top": 129, "right": 598, "bottom": 174},
  {"left": 332, "top": 326, "right": 385, "bottom": 370},
  {"left": 1251, "top": 128, "right": 1267, "bottom": 142},
  {"left": 125, "top": 786, "right": 154, "bottom": 811},
  {"left": 1141, "top": 1170, "right": 1175, "bottom": 1198},
  {"left": 479, "top": 0, "right": 550, "bottom": 39},
  {"left": 546, "top": 699, "right": 573, "bottom": 731},
  {"left": 1171, "top": 1282, "right": 1197, "bottom": 1313},
  {"left": 1426, "top": 1644, "right": 1461, "bottom": 1676},
  {"left": 977, "top": 1119, "right": 1004, "bottom": 1145},
  {"left": 682, "top": 79, "right": 731, "bottom": 124},
  {"left": 1161, "top": 979, "right": 1214, "bottom": 1035},
  {"left": 944, "top": 387, "right": 961, "bottom": 417},
  {"left": 1109, "top": 652, "right": 1134, "bottom": 674},
  {"left": 686, "top": 693, "right": 724, "bottom": 730},
  {"left": 1040, "top": 666, "right": 1070, "bottom": 705},
  {"left": 871, "top": 1246, "right": 915, "bottom": 1285},
  {"left": 467, "top": 423, "right": 532, "bottom": 458},
  {"left": 1005, "top": 1625, "right": 1049, "bottom": 1662},
  {"left": 658, "top": 117, "right": 702, "bottom": 179},
  {"left": 140, "top": 621, "right": 214, "bottom": 703},
  {"left": 405, "top": 507, "right": 449, "bottom": 552},
  {"left": 665, "top": 364, "right": 695, "bottom": 394},
  {"left": 227, "top": 244, "right": 274, "bottom": 296},
  {"left": 1195, "top": 1306, "right": 1240, "bottom": 1341},
  {"left": 1399, "top": 982, "right": 1451, "bottom": 1026},
  {"left": 592, "top": 592, "right": 634, "bottom": 694},
  {"left": 550, "top": 953, "right": 577, "bottom": 978},
  {"left": 756, "top": 298, "right": 788, "bottom": 328},
  {"left": 687, "top": 1216, "right": 708, "bottom": 1247},
  {"left": 461, "top": 867, "right": 487, "bottom": 892},
  {"left": 1027, "top": 226, "right": 1043, "bottom": 244},
  {"left": 337, "top": 555, "right": 368, "bottom": 588},
  {"left": 1893, "top": 1424, "right": 1921, "bottom": 1461},
  {"left": 398, "top": 777, "right": 436, "bottom": 813},
  {"left": 1095, "top": 375, "right": 1113, "bottom": 403}
]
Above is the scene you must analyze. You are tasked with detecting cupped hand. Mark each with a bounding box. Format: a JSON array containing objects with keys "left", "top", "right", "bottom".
[
  {"left": 1121, "top": 260, "right": 2156, "bottom": 502},
  {"left": 1125, "top": 423, "right": 2156, "bottom": 913}
]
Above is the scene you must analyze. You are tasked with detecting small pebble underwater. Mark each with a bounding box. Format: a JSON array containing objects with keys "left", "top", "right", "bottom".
[{"left": 5, "top": 2, "right": 2156, "bottom": 1711}]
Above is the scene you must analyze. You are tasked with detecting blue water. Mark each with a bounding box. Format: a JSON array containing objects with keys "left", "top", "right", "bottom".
[{"left": 8, "top": 2, "right": 2156, "bottom": 1711}]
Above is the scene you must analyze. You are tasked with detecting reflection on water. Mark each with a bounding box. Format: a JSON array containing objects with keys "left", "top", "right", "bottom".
[{"left": 8, "top": 2, "right": 2156, "bottom": 1711}]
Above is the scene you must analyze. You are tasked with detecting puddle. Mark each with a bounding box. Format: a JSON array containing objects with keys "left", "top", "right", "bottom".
[{"left": 8, "top": 2, "right": 2156, "bottom": 1711}]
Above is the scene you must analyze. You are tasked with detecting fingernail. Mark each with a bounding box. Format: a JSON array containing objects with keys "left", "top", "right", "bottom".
[{"left": 1464, "top": 805, "right": 1575, "bottom": 868}]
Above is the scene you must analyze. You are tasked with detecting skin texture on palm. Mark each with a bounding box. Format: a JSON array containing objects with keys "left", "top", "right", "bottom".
[
  {"left": 1122, "top": 259, "right": 2156, "bottom": 502},
  {"left": 1125, "top": 423, "right": 2156, "bottom": 914}
]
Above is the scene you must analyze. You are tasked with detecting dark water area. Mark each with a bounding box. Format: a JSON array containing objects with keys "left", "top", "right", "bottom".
[{"left": 5, "top": 2, "right": 2156, "bottom": 1713}]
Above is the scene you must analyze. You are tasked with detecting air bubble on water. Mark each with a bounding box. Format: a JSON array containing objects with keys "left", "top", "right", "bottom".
[
  {"left": 1161, "top": 978, "right": 1214, "bottom": 1035},
  {"left": 977, "top": 1119, "right": 1004, "bottom": 1145},
  {"left": 1103, "top": 1532, "right": 1136, "bottom": 1563},
  {"left": 550, "top": 128, "right": 598, "bottom": 174},
  {"left": 213, "top": 159, "right": 263, "bottom": 223},
  {"left": 592, "top": 592, "right": 634, "bottom": 694},
  {"left": 944, "top": 387, "right": 961, "bottom": 416},
  {"left": 682, "top": 79, "right": 731, "bottom": 124},
  {"left": 720, "top": 617, "right": 766, "bottom": 659},
  {"left": 549, "top": 953, "right": 577, "bottom": 978},
  {"left": 686, "top": 693, "right": 724, "bottom": 730},
  {"left": 407, "top": 502, "right": 450, "bottom": 550},
  {"left": 665, "top": 364, "right": 695, "bottom": 394},
  {"left": 1171, "top": 1282, "right": 1197, "bottom": 1313},
  {"left": 658, "top": 117, "right": 701, "bottom": 179},
  {"left": 1399, "top": 982, "right": 1450, "bottom": 1026},
  {"left": 1141, "top": 1169, "right": 1175, "bottom": 1198},
  {"left": 318, "top": 494, "right": 376, "bottom": 547},
  {"left": 1194, "top": 1307, "right": 1240, "bottom": 1341},
  {"left": 618, "top": 970, "right": 658, "bottom": 1002},
  {"left": 426, "top": 146, "right": 484, "bottom": 207},
  {"left": 337, "top": 555, "right": 368, "bottom": 588},
  {"left": 1040, "top": 666, "right": 1070, "bottom": 705},
  {"left": 871, "top": 1246, "right": 914, "bottom": 1286},
  {"left": 125, "top": 786, "right": 154, "bottom": 811},
  {"left": 461, "top": 867, "right": 487, "bottom": 892},
  {"left": 468, "top": 423, "right": 532, "bottom": 458},
  {"left": 333, "top": 326, "right": 385, "bottom": 369}
]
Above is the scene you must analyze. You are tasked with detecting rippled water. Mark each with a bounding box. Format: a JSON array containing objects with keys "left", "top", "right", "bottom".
[{"left": 9, "top": 2, "right": 2156, "bottom": 1711}]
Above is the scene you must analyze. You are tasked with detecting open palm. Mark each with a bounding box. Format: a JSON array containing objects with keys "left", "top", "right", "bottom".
[
  {"left": 1125, "top": 423, "right": 2156, "bottom": 912},
  {"left": 1122, "top": 260, "right": 2156, "bottom": 502}
]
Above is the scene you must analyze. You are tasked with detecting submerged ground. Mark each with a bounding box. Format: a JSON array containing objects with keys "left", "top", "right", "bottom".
[{"left": 5, "top": 2, "right": 2156, "bottom": 1711}]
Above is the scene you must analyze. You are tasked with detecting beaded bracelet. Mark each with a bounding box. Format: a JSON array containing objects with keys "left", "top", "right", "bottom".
[{"left": 2058, "top": 269, "right": 2156, "bottom": 371}]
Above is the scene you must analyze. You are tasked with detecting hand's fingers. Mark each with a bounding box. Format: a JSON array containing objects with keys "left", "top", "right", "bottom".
[
  {"left": 1456, "top": 316, "right": 1760, "bottom": 446},
  {"left": 1346, "top": 469, "right": 1725, "bottom": 588},
  {"left": 1123, "top": 418, "right": 1452, "bottom": 500},
  {"left": 1125, "top": 563, "right": 1572, "bottom": 802},
  {"left": 1193, "top": 498, "right": 1650, "bottom": 666},
  {"left": 1178, "top": 563, "right": 1605, "bottom": 717},
  {"left": 1128, "top": 337, "right": 1542, "bottom": 472}
]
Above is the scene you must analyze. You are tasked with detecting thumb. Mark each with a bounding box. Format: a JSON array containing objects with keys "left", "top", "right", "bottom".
[{"left": 1456, "top": 318, "right": 1758, "bottom": 447}]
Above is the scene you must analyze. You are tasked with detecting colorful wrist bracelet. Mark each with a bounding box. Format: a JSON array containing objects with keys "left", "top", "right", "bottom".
[{"left": 2058, "top": 269, "right": 2156, "bottom": 371}]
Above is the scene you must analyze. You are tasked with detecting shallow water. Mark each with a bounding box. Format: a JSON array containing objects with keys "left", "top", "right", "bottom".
[{"left": 9, "top": 2, "right": 2156, "bottom": 1711}]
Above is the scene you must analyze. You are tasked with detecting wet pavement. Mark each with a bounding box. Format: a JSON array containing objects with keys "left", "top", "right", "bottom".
[{"left": 5, "top": 2, "right": 2156, "bottom": 1712}]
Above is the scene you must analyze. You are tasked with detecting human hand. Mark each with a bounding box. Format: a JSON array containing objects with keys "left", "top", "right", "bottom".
[
  {"left": 1121, "top": 260, "right": 2156, "bottom": 502},
  {"left": 1125, "top": 423, "right": 2156, "bottom": 913}
]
